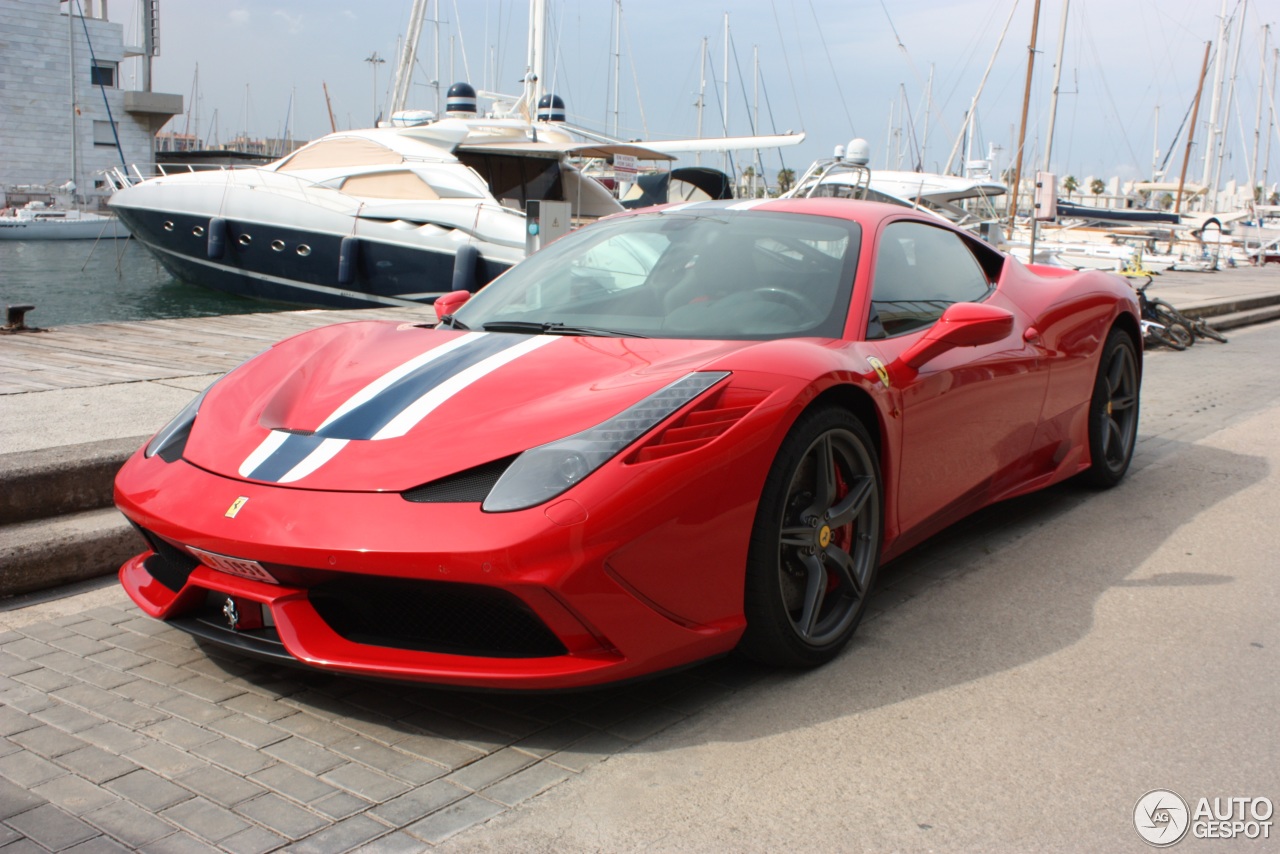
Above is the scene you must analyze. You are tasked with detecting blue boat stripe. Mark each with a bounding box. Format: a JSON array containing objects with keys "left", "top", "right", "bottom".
[
  {"left": 317, "top": 333, "right": 531, "bottom": 440},
  {"left": 246, "top": 434, "right": 327, "bottom": 482}
]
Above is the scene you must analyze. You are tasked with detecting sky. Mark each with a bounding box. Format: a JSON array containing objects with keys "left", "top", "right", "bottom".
[{"left": 105, "top": 0, "right": 1280, "bottom": 190}]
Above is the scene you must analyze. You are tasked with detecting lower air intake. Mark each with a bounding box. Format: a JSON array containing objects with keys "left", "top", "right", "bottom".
[{"left": 309, "top": 577, "right": 566, "bottom": 658}]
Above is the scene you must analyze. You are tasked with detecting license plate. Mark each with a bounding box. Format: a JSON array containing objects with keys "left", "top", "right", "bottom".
[{"left": 188, "top": 547, "right": 278, "bottom": 584}]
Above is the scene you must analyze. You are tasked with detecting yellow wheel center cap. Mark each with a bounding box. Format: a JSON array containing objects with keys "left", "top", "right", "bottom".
[
  {"left": 1106, "top": 401, "right": 1113, "bottom": 415},
  {"left": 818, "top": 525, "right": 832, "bottom": 548}
]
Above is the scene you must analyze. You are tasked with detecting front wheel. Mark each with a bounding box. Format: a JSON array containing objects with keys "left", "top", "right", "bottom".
[
  {"left": 739, "top": 408, "right": 883, "bottom": 668},
  {"left": 1193, "top": 319, "right": 1229, "bottom": 343},
  {"left": 1083, "top": 329, "right": 1140, "bottom": 487}
]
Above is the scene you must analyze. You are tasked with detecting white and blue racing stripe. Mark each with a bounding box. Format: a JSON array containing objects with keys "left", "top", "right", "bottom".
[{"left": 239, "top": 332, "right": 556, "bottom": 483}]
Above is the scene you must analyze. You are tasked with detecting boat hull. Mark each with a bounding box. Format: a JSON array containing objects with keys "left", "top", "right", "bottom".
[
  {"left": 0, "top": 216, "right": 128, "bottom": 240},
  {"left": 113, "top": 205, "right": 515, "bottom": 309}
]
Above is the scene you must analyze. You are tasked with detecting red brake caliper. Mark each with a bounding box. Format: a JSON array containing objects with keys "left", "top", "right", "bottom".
[{"left": 826, "top": 461, "right": 853, "bottom": 592}]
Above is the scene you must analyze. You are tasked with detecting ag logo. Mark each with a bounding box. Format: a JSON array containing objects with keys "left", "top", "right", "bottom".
[
  {"left": 225, "top": 496, "right": 249, "bottom": 518},
  {"left": 1134, "top": 789, "right": 1190, "bottom": 847}
]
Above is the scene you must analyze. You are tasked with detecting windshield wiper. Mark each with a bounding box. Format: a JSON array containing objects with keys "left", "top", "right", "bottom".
[
  {"left": 481, "top": 320, "right": 648, "bottom": 338},
  {"left": 437, "top": 314, "right": 470, "bottom": 330}
]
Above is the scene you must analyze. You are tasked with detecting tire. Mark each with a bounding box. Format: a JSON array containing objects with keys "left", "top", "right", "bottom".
[
  {"left": 1152, "top": 306, "right": 1194, "bottom": 348},
  {"left": 1146, "top": 323, "right": 1186, "bottom": 351},
  {"left": 1083, "top": 329, "right": 1140, "bottom": 488},
  {"left": 739, "top": 408, "right": 883, "bottom": 668},
  {"left": 1193, "top": 319, "right": 1228, "bottom": 343}
]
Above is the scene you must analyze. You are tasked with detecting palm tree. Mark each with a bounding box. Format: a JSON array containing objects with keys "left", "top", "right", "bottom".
[
  {"left": 776, "top": 168, "right": 795, "bottom": 194},
  {"left": 1159, "top": 193, "right": 1174, "bottom": 211},
  {"left": 1062, "top": 175, "right": 1079, "bottom": 200},
  {"left": 1089, "top": 178, "right": 1105, "bottom": 204}
]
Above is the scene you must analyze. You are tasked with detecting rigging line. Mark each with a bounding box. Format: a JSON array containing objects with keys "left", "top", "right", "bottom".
[
  {"left": 805, "top": 0, "right": 855, "bottom": 135},
  {"left": 728, "top": 30, "right": 756, "bottom": 134},
  {"left": 1080, "top": 4, "right": 1143, "bottom": 177},
  {"left": 768, "top": 0, "right": 806, "bottom": 133},
  {"left": 73, "top": 0, "right": 126, "bottom": 169},
  {"left": 622, "top": 17, "right": 649, "bottom": 139},
  {"left": 451, "top": 0, "right": 472, "bottom": 83},
  {"left": 900, "top": 87, "right": 923, "bottom": 171},
  {"left": 876, "top": 0, "right": 955, "bottom": 153},
  {"left": 757, "top": 72, "right": 791, "bottom": 175},
  {"left": 1158, "top": 77, "right": 1205, "bottom": 177}
]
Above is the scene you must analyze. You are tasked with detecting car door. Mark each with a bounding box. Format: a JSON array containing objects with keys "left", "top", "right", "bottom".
[{"left": 865, "top": 220, "right": 1049, "bottom": 539}]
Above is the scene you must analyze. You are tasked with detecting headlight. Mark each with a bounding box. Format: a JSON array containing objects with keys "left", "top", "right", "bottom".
[
  {"left": 144, "top": 386, "right": 211, "bottom": 460},
  {"left": 482, "top": 371, "right": 730, "bottom": 512}
]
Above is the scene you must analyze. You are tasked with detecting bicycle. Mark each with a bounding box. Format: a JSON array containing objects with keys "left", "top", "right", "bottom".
[{"left": 1132, "top": 277, "right": 1194, "bottom": 350}]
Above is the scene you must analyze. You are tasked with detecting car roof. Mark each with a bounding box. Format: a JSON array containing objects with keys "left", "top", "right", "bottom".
[{"left": 623, "top": 197, "right": 938, "bottom": 229}]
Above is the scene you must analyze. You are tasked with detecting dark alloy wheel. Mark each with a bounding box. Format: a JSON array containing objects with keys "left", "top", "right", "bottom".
[
  {"left": 1084, "top": 329, "right": 1140, "bottom": 487},
  {"left": 740, "top": 408, "right": 882, "bottom": 667}
]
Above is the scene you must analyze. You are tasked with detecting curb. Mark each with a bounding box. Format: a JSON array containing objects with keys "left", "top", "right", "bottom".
[
  {"left": 0, "top": 436, "right": 144, "bottom": 525},
  {"left": 0, "top": 436, "right": 145, "bottom": 598},
  {"left": 1, "top": 508, "right": 141, "bottom": 597}
]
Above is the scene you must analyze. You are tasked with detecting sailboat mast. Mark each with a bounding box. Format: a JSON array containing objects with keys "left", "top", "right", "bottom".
[
  {"left": 68, "top": 2, "right": 78, "bottom": 198},
  {"left": 723, "top": 12, "right": 730, "bottom": 174},
  {"left": 1264, "top": 48, "right": 1279, "bottom": 194},
  {"left": 524, "top": 0, "right": 547, "bottom": 117},
  {"left": 1042, "top": 0, "right": 1069, "bottom": 174},
  {"left": 1176, "top": 42, "right": 1213, "bottom": 214},
  {"left": 1250, "top": 23, "right": 1270, "bottom": 199},
  {"left": 696, "top": 37, "right": 707, "bottom": 166},
  {"left": 1201, "top": 0, "right": 1229, "bottom": 191},
  {"left": 1152, "top": 105, "right": 1160, "bottom": 180},
  {"left": 612, "top": 0, "right": 622, "bottom": 137},
  {"left": 1210, "top": 0, "right": 1248, "bottom": 210},
  {"left": 1008, "top": 0, "right": 1043, "bottom": 231}
]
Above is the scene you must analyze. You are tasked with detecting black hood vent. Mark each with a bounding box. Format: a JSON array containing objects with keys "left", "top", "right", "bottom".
[{"left": 401, "top": 456, "right": 515, "bottom": 503}]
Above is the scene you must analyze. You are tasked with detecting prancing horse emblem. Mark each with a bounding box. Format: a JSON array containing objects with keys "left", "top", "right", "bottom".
[
  {"left": 222, "top": 597, "right": 239, "bottom": 629},
  {"left": 225, "top": 496, "right": 249, "bottom": 518}
]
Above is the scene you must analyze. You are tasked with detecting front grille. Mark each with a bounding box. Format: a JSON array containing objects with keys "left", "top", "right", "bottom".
[
  {"left": 309, "top": 577, "right": 566, "bottom": 658},
  {"left": 137, "top": 525, "right": 199, "bottom": 592},
  {"left": 402, "top": 457, "right": 514, "bottom": 503}
]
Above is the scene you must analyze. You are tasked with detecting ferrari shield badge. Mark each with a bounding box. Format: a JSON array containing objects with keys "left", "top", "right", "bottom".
[
  {"left": 866, "top": 356, "right": 891, "bottom": 388},
  {"left": 225, "top": 496, "right": 249, "bottom": 518}
]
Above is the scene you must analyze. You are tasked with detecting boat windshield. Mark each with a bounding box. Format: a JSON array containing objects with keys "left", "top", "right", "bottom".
[
  {"left": 277, "top": 137, "right": 404, "bottom": 171},
  {"left": 451, "top": 209, "right": 860, "bottom": 340}
]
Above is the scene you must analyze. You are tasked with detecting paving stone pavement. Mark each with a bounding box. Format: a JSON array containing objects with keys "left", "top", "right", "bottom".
[{"left": 1, "top": 321, "right": 1278, "bottom": 852}]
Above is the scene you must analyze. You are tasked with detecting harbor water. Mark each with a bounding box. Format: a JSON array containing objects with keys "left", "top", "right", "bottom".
[{"left": 0, "top": 238, "right": 278, "bottom": 328}]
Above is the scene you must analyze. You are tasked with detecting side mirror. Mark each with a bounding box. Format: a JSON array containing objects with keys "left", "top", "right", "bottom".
[
  {"left": 433, "top": 289, "right": 471, "bottom": 324},
  {"left": 899, "top": 302, "right": 1014, "bottom": 369}
]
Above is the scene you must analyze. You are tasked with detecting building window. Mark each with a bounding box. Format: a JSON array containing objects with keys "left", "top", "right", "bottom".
[
  {"left": 93, "top": 120, "right": 117, "bottom": 146},
  {"left": 90, "top": 63, "right": 116, "bottom": 87}
]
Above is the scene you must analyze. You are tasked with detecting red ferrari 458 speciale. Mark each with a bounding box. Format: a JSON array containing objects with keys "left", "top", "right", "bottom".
[{"left": 115, "top": 198, "right": 1141, "bottom": 690}]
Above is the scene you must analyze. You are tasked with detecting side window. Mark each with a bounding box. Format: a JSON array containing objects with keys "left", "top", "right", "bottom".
[{"left": 868, "top": 221, "right": 992, "bottom": 338}]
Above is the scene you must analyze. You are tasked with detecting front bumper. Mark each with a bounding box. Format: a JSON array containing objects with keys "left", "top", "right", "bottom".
[{"left": 115, "top": 451, "right": 750, "bottom": 690}]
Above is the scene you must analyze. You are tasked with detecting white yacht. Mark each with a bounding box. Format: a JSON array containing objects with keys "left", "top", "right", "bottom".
[{"left": 107, "top": 100, "right": 665, "bottom": 309}]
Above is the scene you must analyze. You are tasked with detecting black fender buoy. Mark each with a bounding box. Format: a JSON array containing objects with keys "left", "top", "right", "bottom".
[
  {"left": 337, "top": 236, "right": 360, "bottom": 285},
  {"left": 207, "top": 217, "right": 227, "bottom": 259},
  {"left": 451, "top": 244, "right": 480, "bottom": 292}
]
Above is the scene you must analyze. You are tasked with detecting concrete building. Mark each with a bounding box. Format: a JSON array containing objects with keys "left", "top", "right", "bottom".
[{"left": 0, "top": 0, "right": 181, "bottom": 210}]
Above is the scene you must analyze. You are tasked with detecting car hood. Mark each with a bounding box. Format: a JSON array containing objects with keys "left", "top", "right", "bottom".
[{"left": 182, "top": 320, "right": 767, "bottom": 492}]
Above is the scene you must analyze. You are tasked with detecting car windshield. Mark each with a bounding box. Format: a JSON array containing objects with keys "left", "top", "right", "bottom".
[{"left": 450, "top": 208, "right": 860, "bottom": 340}]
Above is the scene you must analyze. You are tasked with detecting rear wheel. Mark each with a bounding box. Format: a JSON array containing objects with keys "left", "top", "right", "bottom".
[
  {"left": 1084, "top": 330, "right": 1140, "bottom": 487},
  {"left": 739, "top": 408, "right": 882, "bottom": 667}
]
